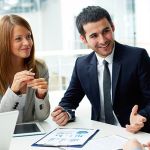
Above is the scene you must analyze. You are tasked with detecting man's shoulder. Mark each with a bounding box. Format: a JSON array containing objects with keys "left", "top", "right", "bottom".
[
  {"left": 115, "top": 41, "right": 148, "bottom": 57},
  {"left": 76, "top": 51, "right": 96, "bottom": 63},
  {"left": 116, "top": 41, "right": 146, "bottom": 52}
]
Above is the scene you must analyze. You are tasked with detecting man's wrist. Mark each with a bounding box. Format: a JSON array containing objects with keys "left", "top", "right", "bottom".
[{"left": 65, "top": 109, "right": 75, "bottom": 121}]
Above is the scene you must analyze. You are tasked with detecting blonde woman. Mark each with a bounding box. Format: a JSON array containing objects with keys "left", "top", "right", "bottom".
[{"left": 0, "top": 15, "right": 50, "bottom": 123}]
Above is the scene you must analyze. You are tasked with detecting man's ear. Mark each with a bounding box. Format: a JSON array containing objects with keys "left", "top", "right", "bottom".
[
  {"left": 80, "top": 35, "right": 87, "bottom": 45},
  {"left": 111, "top": 23, "right": 115, "bottom": 32}
]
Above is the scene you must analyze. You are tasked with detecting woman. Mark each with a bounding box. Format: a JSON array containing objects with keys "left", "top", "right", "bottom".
[{"left": 0, "top": 14, "right": 50, "bottom": 123}]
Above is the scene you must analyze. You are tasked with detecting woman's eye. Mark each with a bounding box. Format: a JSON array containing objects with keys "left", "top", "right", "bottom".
[{"left": 15, "top": 37, "right": 22, "bottom": 41}]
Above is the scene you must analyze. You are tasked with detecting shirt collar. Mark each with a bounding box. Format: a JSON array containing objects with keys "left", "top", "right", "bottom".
[{"left": 95, "top": 43, "right": 115, "bottom": 65}]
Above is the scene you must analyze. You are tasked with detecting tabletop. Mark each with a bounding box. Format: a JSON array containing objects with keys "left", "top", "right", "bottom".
[{"left": 10, "top": 117, "right": 150, "bottom": 150}]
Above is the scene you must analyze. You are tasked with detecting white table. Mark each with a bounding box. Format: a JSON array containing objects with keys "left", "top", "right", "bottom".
[{"left": 10, "top": 117, "right": 150, "bottom": 150}]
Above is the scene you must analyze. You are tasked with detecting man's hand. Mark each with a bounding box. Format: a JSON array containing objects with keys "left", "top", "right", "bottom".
[
  {"left": 51, "top": 106, "right": 69, "bottom": 126},
  {"left": 126, "top": 105, "right": 147, "bottom": 133}
]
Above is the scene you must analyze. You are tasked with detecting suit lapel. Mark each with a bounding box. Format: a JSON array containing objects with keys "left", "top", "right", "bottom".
[
  {"left": 112, "top": 62, "right": 121, "bottom": 102},
  {"left": 87, "top": 54, "right": 101, "bottom": 118},
  {"left": 112, "top": 42, "right": 122, "bottom": 102}
]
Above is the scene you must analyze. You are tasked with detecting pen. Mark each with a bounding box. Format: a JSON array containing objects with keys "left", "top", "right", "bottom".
[
  {"left": 59, "top": 109, "right": 75, "bottom": 112},
  {"left": 57, "top": 147, "right": 66, "bottom": 150},
  {"left": 29, "top": 68, "right": 33, "bottom": 72}
]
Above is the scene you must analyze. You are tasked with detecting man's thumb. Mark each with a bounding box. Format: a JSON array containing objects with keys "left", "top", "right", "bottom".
[{"left": 131, "top": 105, "right": 138, "bottom": 115}]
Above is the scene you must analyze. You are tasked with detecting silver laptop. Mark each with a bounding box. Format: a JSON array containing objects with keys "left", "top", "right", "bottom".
[{"left": 0, "top": 111, "right": 18, "bottom": 150}]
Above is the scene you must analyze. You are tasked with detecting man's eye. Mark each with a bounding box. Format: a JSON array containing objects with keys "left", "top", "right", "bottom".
[
  {"left": 26, "top": 34, "right": 32, "bottom": 40},
  {"left": 103, "top": 29, "right": 110, "bottom": 34},
  {"left": 90, "top": 34, "right": 97, "bottom": 38}
]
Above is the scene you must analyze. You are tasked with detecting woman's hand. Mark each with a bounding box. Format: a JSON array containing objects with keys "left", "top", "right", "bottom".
[
  {"left": 11, "top": 70, "right": 35, "bottom": 93},
  {"left": 27, "top": 78, "right": 48, "bottom": 99}
]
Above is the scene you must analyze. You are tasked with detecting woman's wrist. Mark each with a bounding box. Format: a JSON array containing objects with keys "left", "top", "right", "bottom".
[
  {"left": 35, "top": 90, "right": 47, "bottom": 99},
  {"left": 11, "top": 87, "right": 21, "bottom": 95}
]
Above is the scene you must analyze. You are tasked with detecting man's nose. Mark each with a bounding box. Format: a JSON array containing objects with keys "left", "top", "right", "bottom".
[{"left": 97, "top": 34, "right": 106, "bottom": 43}]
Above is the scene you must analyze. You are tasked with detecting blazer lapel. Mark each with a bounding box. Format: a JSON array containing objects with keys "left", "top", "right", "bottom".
[
  {"left": 87, "top": 54, "right": 101, "bottom": 118},
  {"left": 23, "top": 87, "right": 34, "bottom": 121},
  {"left": 112, "top": 42, "right": 122, "bottom": 102},
  {"left": 112, "top": 62, "right": 121, "bottom": 102}
]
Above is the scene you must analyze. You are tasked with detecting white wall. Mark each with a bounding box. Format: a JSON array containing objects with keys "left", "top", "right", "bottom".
[
  {"left": 1, "top": 0, "right": 150, "bottom": 53},
  {"left": 0, "top": 0, "right": 63, "bottom": 51},
  {"left": 60, "top": 0, "right": 134, "bottom": 50},
  {"left": 41, "top": 0, "right": 63, "bottom": 51},
  {"left": 135, "top": 0, "right": 150, "bottom": 53}
]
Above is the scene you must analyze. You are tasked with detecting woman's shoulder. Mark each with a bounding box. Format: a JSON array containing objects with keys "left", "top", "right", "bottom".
[
  {"left": 35, "top": 58, "right": 48, "bottom": 72},
  {"left": 35, "top": 58, "right": 46, "bottom": 65},
  {"left": 35, "top": 58, "right": 49, "bottom": 78},
  {"left": 35, "top": 58, "right": 47, "bottom": 67}
]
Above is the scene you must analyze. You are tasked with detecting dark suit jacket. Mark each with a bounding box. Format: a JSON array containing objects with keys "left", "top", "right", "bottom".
[{"left": 59, "top": 41, "right": 150, "bottom": 132}]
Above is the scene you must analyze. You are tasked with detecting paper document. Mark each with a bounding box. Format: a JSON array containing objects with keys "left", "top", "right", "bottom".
[
  {"left": 82, "top": 135, "right": 128, "bottom": 150},
  {"left": 32, "top": 128, "right": 99, "bottom": 148}
]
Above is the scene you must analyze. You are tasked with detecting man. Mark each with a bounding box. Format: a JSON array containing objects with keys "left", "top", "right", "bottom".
[{"left": 51, "top": 6, "right": 150, "bottom": 133}]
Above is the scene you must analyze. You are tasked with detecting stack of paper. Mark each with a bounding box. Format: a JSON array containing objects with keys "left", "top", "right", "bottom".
[{"left": 82, "top": 135, "right": 128, "bottom": 150}]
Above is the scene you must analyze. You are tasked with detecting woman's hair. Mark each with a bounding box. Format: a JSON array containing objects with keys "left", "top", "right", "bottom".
[{"left": 0, "top": 14, "right": 38, "bottom": 94}]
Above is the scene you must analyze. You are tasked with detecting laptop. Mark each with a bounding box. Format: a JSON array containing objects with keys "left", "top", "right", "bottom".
[{"left": 0, "top": 111, "right": 18, "bottom": 150}]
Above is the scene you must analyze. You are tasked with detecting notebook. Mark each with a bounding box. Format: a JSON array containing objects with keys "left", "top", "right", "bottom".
[{"left": 0, "top": 111, "right": 19, "bottom": 150}]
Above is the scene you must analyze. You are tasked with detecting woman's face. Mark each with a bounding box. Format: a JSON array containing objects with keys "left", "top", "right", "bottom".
[{"left": 11, "top": 25, "right": 33, "bottom": 60}]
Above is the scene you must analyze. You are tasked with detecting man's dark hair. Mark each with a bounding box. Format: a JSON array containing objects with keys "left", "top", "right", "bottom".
[{"left": 76, "top": 6, "right": 113, "bottom": 36}]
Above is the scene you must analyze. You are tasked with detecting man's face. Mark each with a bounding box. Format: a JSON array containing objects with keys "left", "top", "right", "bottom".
[{"left": 80, "top": 18, "right": 115, "bottom": 58}]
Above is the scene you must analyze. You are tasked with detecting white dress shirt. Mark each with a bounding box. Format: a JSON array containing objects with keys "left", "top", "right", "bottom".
[{"left": 95, "top": 47, "right": 120, "bottom": 126}]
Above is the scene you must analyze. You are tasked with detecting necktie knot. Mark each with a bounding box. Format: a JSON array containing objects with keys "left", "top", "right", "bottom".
[{"left": 103, "top": 60, "right": 108, "bottom": 66}]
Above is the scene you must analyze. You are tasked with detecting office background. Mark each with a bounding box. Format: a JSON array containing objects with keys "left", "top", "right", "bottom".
[{"left": 0, "top": 0, "right": 150, "bottom": 116}]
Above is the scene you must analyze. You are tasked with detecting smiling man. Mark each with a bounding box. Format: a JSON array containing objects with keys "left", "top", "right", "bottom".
[{"left": 51, "top": 6, "right": 150, "bottom": 133}]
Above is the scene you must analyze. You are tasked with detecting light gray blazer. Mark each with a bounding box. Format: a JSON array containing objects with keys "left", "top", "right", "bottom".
[{"left": 0, "top": 59, "right": 50, "bottom": 123}]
